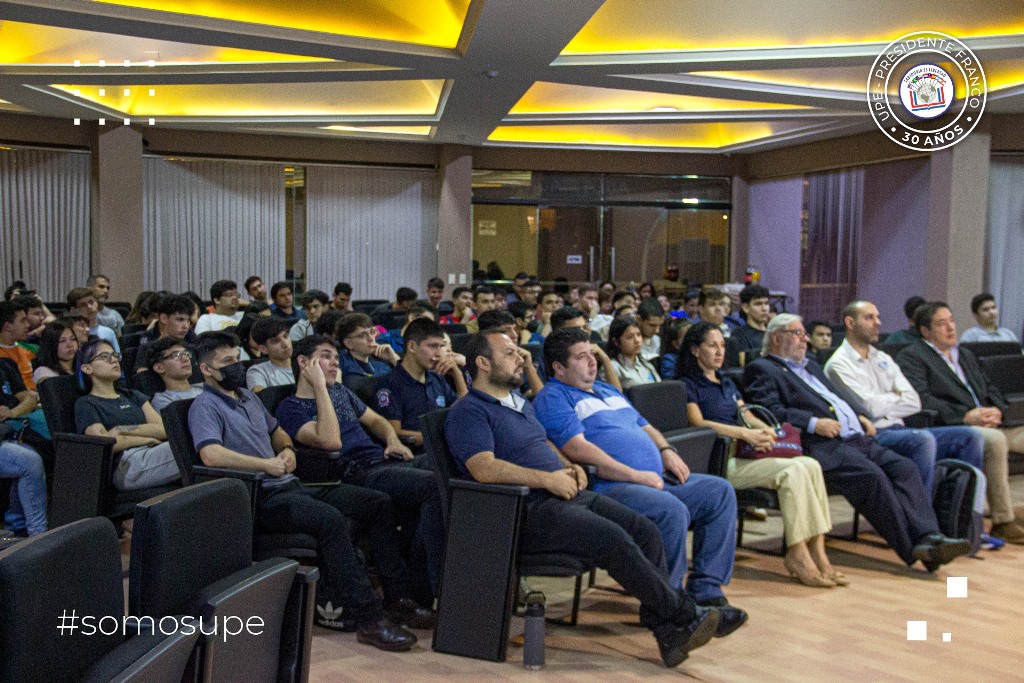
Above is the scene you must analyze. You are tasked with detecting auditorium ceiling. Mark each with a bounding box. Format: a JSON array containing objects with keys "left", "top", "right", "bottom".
[{"left": 0, "top": 0, "right": 1021, "bottom": 152}]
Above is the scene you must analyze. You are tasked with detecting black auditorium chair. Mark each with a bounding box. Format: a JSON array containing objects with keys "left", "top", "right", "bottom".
[
  {"left": 372, "top": 310, "right": 408, "bottom": 330},
  {"left": 107, "top": 301, "right": 132, "bottom": 318},
  {"left": 128, "top": 370, "right": 165, "bottom": 399},
  {"left": 440, "top": 323, "right": 467, "bottom": 335},
  {"left": 424, "top": 408, "right": 597, "bottom": 663},
  {"left": 876, "top": 342, "right": 909, "bottom": 360},
  {"left": 978, "top": 354, "right": 1024, "bottom": 426},
  {"left": 119, "top": 332, "right": 145, "bottom": 351},
  {"left": 961, "top": 340, "right": 1022, "bottom": 359},
  {"left": 129, "top": 479, "right": 318, "bottom": 683},
  {"left": 449, "top": 333, "right": 472, "bottom": 357},
  {"left": 121, "top": 323, "right": 148, "bottom": 336},
  {"left": 38, "top": 375, "right": 178, "bottom": 528},
  {"left": 352, "top": 299, "right": 387, "bottom": 312},
  {"left": 342, "top": 374, "right": 383, "bottom": 407},
  {"left": 257, "top": 384, "right": 344, "bottom": 483},
  {"left": 0, "top": 517, "right": 199, "bottom": 683},
  {"left": 160, "top": 399, "right": 319, "bottom": 563}
]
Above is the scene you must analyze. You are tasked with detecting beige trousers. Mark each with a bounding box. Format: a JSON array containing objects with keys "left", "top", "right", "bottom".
[
  {"left": 975, "top": 426, "right": 1024, "bottom": 524},
  {"left": 727, "top": 455, "right": 832, "bottom": 546}
]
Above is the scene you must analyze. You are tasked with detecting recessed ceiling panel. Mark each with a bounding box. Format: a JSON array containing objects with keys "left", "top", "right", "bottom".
[
  {"left": 52, "top": 80, "right": 444, "bottom": 117},
  {"left": 510, "top": 81, "right": 809, "bottom": 114},
  {"left": 92, "top": 0, "right": 472, "bottom": 48},
  {"left": 564, "top": 0, "right": 1024, "bottom": 53},
  {"left": 0, "top": 21, "right": 356, "bottom": 65},
  {"left": 320, "top": 125, "right": 432, "bottom": 136},
  {"left": 488, "top": 121, "right": 814, "bottom": 149}
]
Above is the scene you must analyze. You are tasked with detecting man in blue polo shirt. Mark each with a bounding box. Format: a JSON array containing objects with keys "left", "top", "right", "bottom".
[
  {"left": 187, "top": 330, "right": 418, "bottom": 652},
  {"left": 445, "top": 329, "right": 721, "bottom": 668},
  {"left": 376, "top": 301, "right": 437, "bottom": 355},
  {"left": 375, "top": 318, "right": 466, "bottom": 450},
  {"left": 277, "top": 334, "right": 445, "bottom": 608},
  {"left": 534, "top": 328, "right": 746, "bottom": 638},
  {"left": 337, "top": 313, "right": 399, "bottom": 379}
]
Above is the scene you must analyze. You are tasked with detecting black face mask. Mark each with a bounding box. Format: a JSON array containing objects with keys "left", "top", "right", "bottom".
[{"left": 216, "top": 361, "right": 247, "bottom": 391}]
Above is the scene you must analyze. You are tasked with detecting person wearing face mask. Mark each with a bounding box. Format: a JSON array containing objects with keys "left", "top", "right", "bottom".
[{"left": 73, "top": 339, "right": 180, "bottom": 490}]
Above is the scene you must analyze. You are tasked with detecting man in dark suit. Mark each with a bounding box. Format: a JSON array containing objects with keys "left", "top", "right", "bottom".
[
  {"left": 896, "top": 301, "right": 1024, "bottom": 544},
  {"left": 743, "top": 313, "right": 970, "bottom": 571}
]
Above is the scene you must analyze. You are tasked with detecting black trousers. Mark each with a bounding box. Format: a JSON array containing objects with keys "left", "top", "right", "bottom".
[
  {"left": 521, "top": 489, "right": 695, "bottom": 629},
  {"left": 810, "top": 435, "right": 940, "bottom": 564},
  {"left": 256, "top": 480, "right": 415, "bottom": 623}
]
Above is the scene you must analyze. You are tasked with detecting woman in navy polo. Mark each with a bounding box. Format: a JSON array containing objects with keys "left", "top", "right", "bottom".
[{"left": 679, "top": 323, "right": 844, "bottom": 589}]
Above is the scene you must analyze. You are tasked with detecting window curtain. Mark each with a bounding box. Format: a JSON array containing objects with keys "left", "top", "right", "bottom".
[
  {"left": 800, "top": 168, "right": 864, "bottom": 323},
  {"left": 143, "top": 158, "right": 285, "bottom": 295},
  {"left": 305, "top": 165, "right": 439, "bottom": 300},
  {"left": 986, "top": 160, "right": 1024, "bottom": 340},
  {"left": 0, "top": 149, "right": 90, "bottom": 301}
]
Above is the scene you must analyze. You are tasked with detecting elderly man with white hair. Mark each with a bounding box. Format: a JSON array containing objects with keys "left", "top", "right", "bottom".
[{"left": 742, "top": 313, "right": 970, "bottom": 573}]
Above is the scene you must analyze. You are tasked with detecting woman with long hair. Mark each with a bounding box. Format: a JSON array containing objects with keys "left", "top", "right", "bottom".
[
  {"left": 607, "top": 316, "right": 660, "bottom": 389},
  {"left": 679, "top": 322, "right": 844, "bottom": 588},
  {"left": 31, "top": 321, "right": 79, "bottom": 385}
]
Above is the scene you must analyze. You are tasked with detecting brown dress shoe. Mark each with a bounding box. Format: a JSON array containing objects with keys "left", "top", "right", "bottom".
[{"left": 989, "top": 521, "right": 1024, "bottom": 545}]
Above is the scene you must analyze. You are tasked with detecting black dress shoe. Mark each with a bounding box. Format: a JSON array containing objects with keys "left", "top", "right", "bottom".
[
  {"left": 356, "top": 617, "right": 417, "bottom": 652},
  {"left": 387, "top": 598, "right": 436, "bottom": 630},
  {"left": 913, "top": 534, "right": 971, "bottom": 571},
  {"left": 656, "top": 606, "right": 720, "bottom": 668},
  {"left": 696, "top": 598, "right": 748, "bottom": 637}
]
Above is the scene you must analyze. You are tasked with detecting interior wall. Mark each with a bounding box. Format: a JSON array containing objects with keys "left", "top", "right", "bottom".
[
  {"left": 746, "top": 178, "right": 804, "bottom": 312},
  {"left": 471, "top": 204, "right": 537, "bottom": 280}
]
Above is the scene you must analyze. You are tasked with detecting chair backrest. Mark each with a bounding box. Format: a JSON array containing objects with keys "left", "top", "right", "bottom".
[
  {"left": 257, "top": 383, "right": 296, "bottom": 417},
  {"left": 122, "top": 347, "right": 140, "bottom": 377},
  {"left": 372, "top": 310, "right": 407, "bottom": 330},
  {"left": 161, "top": 399, "right": 201, "bottom": 485},
  {"left": 0, "top": 517, "right": 124, "bottom": 682},
  {"left": 815, "top": 346, "right": 838, "bottom": 366},
  {"left": 440, "top": 323, "right": 467, "bottom": 335},
  {"left": 129, "top": 479, "right": 254, "bottom": 618},
  {"left": 38, "top": 374, "right": 83, "bottom": 435},
  {"left": 120, "top": 332, "right": 145, "bottom": 350},
  {"left": 422, "top": 408, "right": 456, "bottom": 517},
  {"left": 625, "top": 381, "right": 689, "bottom": 433},
  {"left": 129, "top": 369, "right": 166, "bottom": 398},
  {"left": 121, "top": 323, "right": 148, "bottom": 336},
  {"left": 343, "top": 374, "right": 382, "bottom": 406},
  {"left": 352, "top": 299, "right": 387, "bottom": 309},
  {"left": 877, "top": 342, "right": 909, "bottom": 359},
  {"left": 978, "top": 354, "right": 1024, "bottom": 395},
  {"left": 962, "top": 341, "right": 1022, "bottom": 359},
  {"left": 449, "top": 333, "right": 472, "bottom": 357}
]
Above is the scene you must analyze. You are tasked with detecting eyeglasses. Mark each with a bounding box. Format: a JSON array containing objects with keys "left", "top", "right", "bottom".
[
  {"left": 160, "top": 350, "right": 193, "bottom": 362},
  {"left": 778, "top": 329, "right": 808, "bottom": 340},
  {"left": 90, "top": 351, "right": 122, "bottom": 364}
]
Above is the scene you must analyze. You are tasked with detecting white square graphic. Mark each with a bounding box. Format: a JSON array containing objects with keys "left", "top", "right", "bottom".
[
  {"left": 73, "top": 59, "right": 80, "bottom": 67},
  {"left": 123, "top": 119, "right": 130, "bottom": 126},
  {"left": 98, "top": 89, "right": 105, "bottom": 97},
  {"left": 148, "top": 118, "right": 156, "bottom": 126},
  {"left": 98, "top": 118, "right": 105, "bottom": 126},
  {"left": 946, "top": 576, "right": 968, "bottom": 599},
  {"left": 123, "top": 59, "right": 131, "bottom": 67},
  {"left": 907, "top": 621, "right": 927, "bottom": 641},
  {"left": 123, "top": 89, "right": 131, "bottom": 97},
  {"left": 73, "top": 118, "right": 80, "bottom": 126},
  {"left": 149, "top": 89, "right": 156, "bottom": 97},
  {"left": 942, "top": 632, "right": 952, "bottom": 642},
  {"left": 98, "top": 59, "right": 105, "bottom": 67}
]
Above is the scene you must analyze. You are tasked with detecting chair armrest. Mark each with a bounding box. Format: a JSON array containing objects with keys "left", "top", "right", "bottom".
[
  {"left": 193, "top": 465, "right": 264, "bottom": 483},
  {"left": 54, "top": 431, "right": 117, "bottom": 448},
  {"left": 449, "top": 479, "right": 529, "bottom": 497},
  {"left": 279, "top": 566, "right": 319, "bottom": 683},
  {"left": 663, "top": 427, "right": 719, "bottom": 475},
  {"left": 293, "top": 447, "right": 341, "bottom": 485},
  {"left": 903, "top": 409, "right": 937, "bottom": 428},
  {"left": 50, "top": 432, "right": 118, "bottom": 527}
]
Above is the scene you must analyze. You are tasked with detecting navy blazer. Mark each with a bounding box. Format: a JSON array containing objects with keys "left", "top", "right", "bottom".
[
  {"left": 895, "top": 340, "right": 1006, "bottom": 426},
  {"left": 742, "top": 355, "right": 858, "bottom": 450}
]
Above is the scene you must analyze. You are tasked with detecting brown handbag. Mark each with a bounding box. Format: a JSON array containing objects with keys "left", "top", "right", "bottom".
[{"left": 735, "top": 404, "right": 803, "bottom": 459}]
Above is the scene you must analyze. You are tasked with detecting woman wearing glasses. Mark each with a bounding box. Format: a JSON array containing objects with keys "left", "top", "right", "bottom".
[{"left": 74, "top": 339, "right": 180, "bottom": 490}]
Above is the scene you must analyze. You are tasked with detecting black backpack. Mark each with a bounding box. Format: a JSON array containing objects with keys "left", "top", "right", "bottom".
[{"left": 932, "top": 459, "right": 982, "bottom": 557}]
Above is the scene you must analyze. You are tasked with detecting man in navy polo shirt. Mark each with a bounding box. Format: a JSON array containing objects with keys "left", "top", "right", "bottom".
[
  {"left": 445, "top": 329, "right": 721, "bottom": 668},
  {"left": 376, "top": 301, "right": 437, "bottom": 355},
  {"left": 375, "top": 318, "right": 466, "bottom": 450},
  {"left": 337, "top": 312, "right": 399, "bottom": 379},
  {"left": 187, "top": 331, "right": 418, "bottom": 652},
  {"left": 278, "top": 334, "right": 445, "bottom": 608},
  {"left": 534, "top": 328, "right": 746, "bottom": 638}
]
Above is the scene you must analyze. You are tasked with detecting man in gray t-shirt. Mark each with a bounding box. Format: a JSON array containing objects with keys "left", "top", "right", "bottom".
[{"left": 246, "top": 317, "right": 294, "bottom": 393}]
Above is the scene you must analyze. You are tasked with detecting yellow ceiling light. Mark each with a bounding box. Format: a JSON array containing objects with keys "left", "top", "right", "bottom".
[
  {"left": 488, "top": 122, "right": 792, "bottom": 149},
  {"left": 0, "top": 21, "right": 348, "bottom": 65},
  {"left": 92, "top": 0, "right": 471, "bottom": 49},
  {"left": 563, "top": 0, "right": 1024, "bottom": 53},
  {"left": 320, "top": 125, "right": 432, "bottom": 136},
  {"left": 509, "top": 81, "right": 808, "bottom": 114},
  {"left": 51, "top": 80, "right": 444, "bottom": 117}
]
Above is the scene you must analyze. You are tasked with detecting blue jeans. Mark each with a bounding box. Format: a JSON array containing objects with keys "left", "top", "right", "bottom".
[
  {"left": 600, "top": 473, "right": 737, "bottom": 602},
  {"left": 875, "top": 426, "right": 984, "bottom": 492},
  {"left": 0, "top": 441, "right": 47, "bottom": 535}
]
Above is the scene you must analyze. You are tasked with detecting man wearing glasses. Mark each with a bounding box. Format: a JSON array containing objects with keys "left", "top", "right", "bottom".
[
  {"left": 743, "top": 314, "right": 971, "bottom": 572},
  {"left": 337, "top": 313, "right": 400, "bottom": 379},
  {"left": 147, "top": 337, "right": 204, "bottom": 412}
]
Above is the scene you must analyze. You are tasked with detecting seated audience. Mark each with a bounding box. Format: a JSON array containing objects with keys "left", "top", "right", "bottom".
[
  {"left": 806, "top": 321, "right": 833, "bottom": 353},
  {"left": 67, "top": 287, "right": 119, "bottom": 353},
  {"left": 680, "top": 289, "right": 702, "bottom": 320},
  {"left": 960, "top": 292, "right": 1018, "bottom": 343},
  {"left": 279, "top": 335, "right": 444, "bottom": 604},
  {"left": 446, "top": 330, "right": 722, "bottom": 667},
  {"left": 476, "top": 310, "right": 544, "bottom": 396},
  {"left": 235, "top": 313, "right": 263, "bottom": 362},
  {"left": 373, "top": 319, "right": 467, "bottom": 449},
  {"left": 729, "top": 285, "right": 771, "bottom": 354},
  {"left": 698, "top": 288, "right": 732, "bottom": 339},
  {"left": 18, "top": 295, "right": 49, "bottom": 348},
  {"left": 504, "top": 272, "right": 530, "bottom": 305},
  {"left": 743, "top": 314, "right": 970, "bottom": 571},
  {"left": 147, "top": 337, "right": 204, "bottom": 412},
  {"left": 426, "top": 277, "right": 451, "bottom": 316},
  {"left": 331, "top": 282, "right": 354, "bottom": 312},
  {"left": 591, "top": 291, "right": 636, "bottom": 341},
  {"left": 885, "top": 295, "right": 926, "bottom": 345},
  {"left": 373, "top": 287, "right": 418, "bottom": 316},
  {"left": 636, "top": 298, "right": 665, "bottom": 361},
  {"left": 550, "top": 306, "right": 622, "bottom": 391},
  {"left": 31, "top": 321, "right": 78, "bottom": 385},
  {"left": 464, "top": 285, "right": 498, "bottom": 334},
  {"left": 337, "top": 313, "right": 399, "bottom": 378},
  {"left": 124, "top": 290, "right": 156, "bottom": 328},
  {"left": 244, "top": 275, "right": 272, "bottom": 305},
  {"left": 246, "top": 317, "right": 294, "bottom": 392},
  {"left": 439, "top": 287, "right": 475, "bottom": 325},
  {"left": 187, "top": 331, "right": 418, "bottom": 649},
  {"left": 576, "top": 284, "right": 600, "bottom": 320},
  {"left": 0, "top": 426, "right": 47, "bottom": 537},
  {"left": 639, "top": 282, "right": 657, "bottom": 299},
  {"left": 896, "top": 302, "right": 1024, "bottom": 543},
  {"left": 74, "top": 339, "right": 179, "bottom": 490},
  {"left": 538, "top": 291, "right": 562, "bottom": 337},
  {"left": 270, "top": 282, "right": 304, "bottom": 324},
  {"left": 0, "top": 339, "right": 47, "bottom": 445},
  {"left": 508, "top": 300, "right": 544, "bottom": 345},
  {"left": 314, "top": 309, "right": 345, "bottom": 337},
  {"left": 608, "top": 316, "right": 661, "bottom": 389},
  {"left": 88, "top": 274, "right": 124, "bottom": 336},
  {"left": 290, "top": 289, "right": 329, "bottom": 341},
  {"left": 535, "top": 328, "right": 747, "bottom": 631},
  {"left": 376, "top": 301, "right": 436, "bottom": 354},
  {"left": 662, "top": 317, "right": 693, "bottom": 380},
  {"left": 133, "top": 294, "right": 197, "bottom": 373},
  {"left": 195, "top": 280, "right": 245, "bottom": 334},
  {"left": 61, "top": 313, "right": 90, "bottom": 345},
  {"left": 680, "top": 323, "right": 842, "bottom": 587},
  {"left": 182, "top": 291, "right": 205, "bottom": 327},
  {"left": 0, "top": 301, "right": 37, "bottom": 390}
]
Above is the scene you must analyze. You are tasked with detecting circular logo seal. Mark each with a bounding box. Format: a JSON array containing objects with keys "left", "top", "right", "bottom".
[{"left": 867, "top": 31, "right": 985, "bottom": 152}]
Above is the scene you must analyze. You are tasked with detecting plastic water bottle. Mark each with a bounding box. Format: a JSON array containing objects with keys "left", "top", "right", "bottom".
[{"left": 523, "top": 592, "right": 545, "bottom": 671}]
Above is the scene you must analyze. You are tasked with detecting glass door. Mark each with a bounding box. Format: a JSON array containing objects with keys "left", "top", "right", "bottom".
[{"left": 536, "top": 206, "right": 603, "bottom": 283}]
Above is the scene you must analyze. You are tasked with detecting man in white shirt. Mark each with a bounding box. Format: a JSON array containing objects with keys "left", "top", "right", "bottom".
[
  {"left": 959, "top": 293, "right": 1019, "bottom": 343},
  {"left": 194, "top": 280, "right": 244, "bottom": 334}
]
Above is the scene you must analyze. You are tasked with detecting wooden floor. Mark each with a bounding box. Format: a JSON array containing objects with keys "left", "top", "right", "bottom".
[{"left": 304, "top": 477, "right": 1024, "bottom": 683}]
